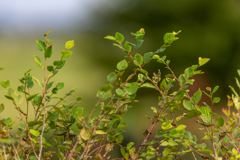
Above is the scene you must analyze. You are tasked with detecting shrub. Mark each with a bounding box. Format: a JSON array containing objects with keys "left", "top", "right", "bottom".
[{"left": 0, "top": 28, "right": 239, "bottom": 160}]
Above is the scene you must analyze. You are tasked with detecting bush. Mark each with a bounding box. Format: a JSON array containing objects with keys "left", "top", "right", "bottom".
[{"left": 0, "top": 28, "right": 239, "bottom": 160}]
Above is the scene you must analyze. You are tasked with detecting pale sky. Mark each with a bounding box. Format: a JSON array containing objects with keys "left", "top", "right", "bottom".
[{"left": 0, "top": 0, "right": 116, "bottom": 32}]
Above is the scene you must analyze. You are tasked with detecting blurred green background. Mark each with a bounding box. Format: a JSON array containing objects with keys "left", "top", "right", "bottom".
[{"left": 1, "top": 0, "right": 240, "bottom": 159}]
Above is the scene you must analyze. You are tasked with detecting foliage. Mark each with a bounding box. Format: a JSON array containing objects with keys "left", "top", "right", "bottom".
[{"left": 0, "top": 28, "right": 239, "bottom": 160}]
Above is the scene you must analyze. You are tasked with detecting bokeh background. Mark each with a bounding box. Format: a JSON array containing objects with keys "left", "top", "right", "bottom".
[{"left": 1, "top": 0, "right": 240, "bottom": 159}]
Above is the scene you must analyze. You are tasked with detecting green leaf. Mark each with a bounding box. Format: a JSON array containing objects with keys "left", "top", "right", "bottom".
[
  {"left": 163, "top": 33, "right": 173, "bottom": 43},
  {"left": 44, "top": 45, "right": 53, "bottom": 58},
  {"left": 36, "top": 39, "right": 46, "bottom": 51},
  {"left": 76, "top": 97, "right": 82, "bottom": 101},
  {"left": 191, "top": 88, "right": 202, "bottom": 104},
  {"left": 127, "top": 142, "right": 134, "bottom": 150},
  {"left": 104, "top": 35, "right": 116, "bottom": 41},
  {"left": 163, "top": 148, "right": 171, "bottom": 157},
  {"left": 115, "top": 32, "right": 124, "bottom": 43},
  {"left": 27, "top": 93, "right": 39, "bottom": 101},
  {"left": 56, "top": 150, "right": 65, "bottom": 160},
  {"left": 139, "top": 69, "right": 148, "bottom": 75},
  {"left": 162, "top": 120, "right": 173, "bottom": 130},
  {"left": 126, "top": 86, "right": 138, "bottom": 95},
  {"left": 216, "top": 116, "right": 224, "bottom": 127},
  {"left": 117, "top": 59, "right": 128, "bottom": 71},
  {"left": 14, "top": 94, "right": 23, "bottom": 106},
  {"left": 72, "top": 107, "right": 83, "bottom": 118},
  {"left": 141, "top": 83, "right": 157, "bottom": 89},
  {"left": 184, "top": 109, "right": 202, "bottom": 119},
  {"left": 0, "top": 104, "right": 4, "bottom": 113},
  {"left": 33, "top": 95, "right": 42, "bottom": 106},
  {"left": 143, "top": 52, "right": 154, "bottom": 63},
  {"left": 46, "top": 81, "right": 54, "bottom": 91},
  {"left": 198, "top": 107, "right": 211, "bottom": 123},
  {"left": 213, "top": 97, "right": 220, "bottom": 103},
  {"left": 34, "top": 55, "right": 44, "bottom": 68},
  {"left": 28, "top": 121, "right": 42, "bottom": 127},
  {"left": 120, "top": 148, "right": 126, "bottom": 157},
  {"left": 61, "top": 50, "right": 73, "bottom": 59},
  {"left": 107, "top": 72, "right": 117, "bottom": 83},
  {"left": 47, "top": 66, "right": 54, "bottom": 72},
  {"left": 1, "top": 80, "right": 10, "bottom": 88},
  {"left": 56, "top": 82, "right": 64, "bottom": 89},
  {"left": 124, "top": 41, "right": 132, "bottom": 52},
  {"left": 32, "top": 77, "right": 43, "bottom": 88},
  {"left": 99, "top": 84, "right": 113, "bottom": 92},
  {"left": 65, "top": 40, "right": 74, "bottom": 49},
  {"left": 198, "top": 57, "right": 210, "bottom": 66},
  {"left": 103, "top": 105, "right": 116, "bottom": 112},
  {"left": 176, "top": 125, "right": 186, "bottom": 131},
  {"left": 44, "top": 29, "right": 52, "bottom": 37},
  {"left": 5, "top": 95, "right": 14, "bottom": 100},
  {"left": 212, "top": 86, "right": 219, "bottom": 94},
  {"left": 53, "top": 106, "right": 65, "bottom": 117},
  {"left": 178, "top": 74, "right": 186, "bottom": 86},
  {"left": 113, "top": 43, "right": 122, "bottom": 49},
  {"left": 133, "top": 53, "right": 143, "bottom": 66},
  {"left": 134, "top": 40, "right": 144, "bottom": 49},
  {"left": 57, "top": 145, "right": 71, "bottom": 150},
  {"left": 184, "top": 67, "right": 194, "bottom": 78},
  {"left": 30, "top": 129, "right": 40, "bottom": 137},
  {"left": 183, "top": 100, "right": 194, "bottom": 110}
]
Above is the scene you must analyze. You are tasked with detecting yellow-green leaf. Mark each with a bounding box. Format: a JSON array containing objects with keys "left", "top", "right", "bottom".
[{"left": 65, "top": 40, "right": 74, "bottom": 49}]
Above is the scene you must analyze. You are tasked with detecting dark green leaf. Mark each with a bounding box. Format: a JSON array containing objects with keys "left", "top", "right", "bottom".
[
  {"left": 27, "top": 93, "right": 39, "bottom": 101},
  {"left": 33, "top": 95, "right": 42, "bottom": 106},
  {"left": 0, "top": 104, "right": 4, "bottom": 113},
  {"left": 53, "top": 106, "right": 65, "bottom": 117},
  {"left": 44, "top": 45, "right": 52, "bottom": 58},
  {"left": 216, "top": 116, "right": 224, "bottom": 127},
  {"left": 46, "top": 81, "right": 54, "bottom": 91},
  {"left": 134, "top": 40, "right": 144, "bottom": 49},
  {"left": 99, "top": 84, "right": 113, "bottom": 92},
  {"left": 5, "top": 95, "right": 14, "bottom": 100},
  {"left": 28, "top": 121, "right": 42, "bottom": 127}
]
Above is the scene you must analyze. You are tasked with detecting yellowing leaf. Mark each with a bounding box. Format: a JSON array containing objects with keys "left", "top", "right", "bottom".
[
  {"left": 198, "top": 57, "right": 210, "bottom": 66},
  {"left": 65, "top": 40, "right": 74, "bottom": 49}
]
